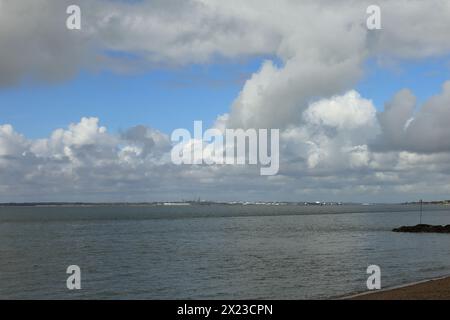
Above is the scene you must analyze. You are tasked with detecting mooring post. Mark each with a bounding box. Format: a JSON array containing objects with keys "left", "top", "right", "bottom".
[{"left": 420, "top": 199, "right": 423, "bottom": 224}]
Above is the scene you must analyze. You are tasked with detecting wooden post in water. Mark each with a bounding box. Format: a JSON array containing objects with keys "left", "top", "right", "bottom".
[{"left": 420, "top": 199, "right": 423, "bottom": 224}]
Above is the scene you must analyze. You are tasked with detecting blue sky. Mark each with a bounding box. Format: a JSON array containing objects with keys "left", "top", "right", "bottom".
[
  {"left": 0, "top": 57, "right": 266, "bottom": 138},
  {"left": 357, "top": 56, "right": 450, "bottom": 108},
  {"left": 3, "top": 0, "right": 450, "bottom": 202},
  {"left": 2, "top": 55, "right": 448, "bottom": 139}
]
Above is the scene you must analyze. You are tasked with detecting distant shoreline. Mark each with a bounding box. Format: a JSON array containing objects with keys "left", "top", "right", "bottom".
[
  {"left": 0, "top": 201, "right": 366, "bottom": 207},
  {"left": 0, "top": 201, "right": 449, "bottom": 207}
]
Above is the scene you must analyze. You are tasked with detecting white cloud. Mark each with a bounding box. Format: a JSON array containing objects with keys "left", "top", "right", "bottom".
[
  {"left": 2, "top": 0, "right": 450, "bottom": 87},
  {"left": 375, "top": 81, "right": 450, "bottom": 153},
  {"left": 1, "top": 83, "right": 449, "bottom": 202},
  {"left": 0, "top": 124, "right": 29, "bottom": 157},
  {"left": 2, "top": 1, "right": 450, "bottom": 201},
  {"left": 303, "top": 91, "right": 377, "bottom": 131}
]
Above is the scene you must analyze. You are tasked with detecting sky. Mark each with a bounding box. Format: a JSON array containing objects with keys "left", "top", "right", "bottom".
[{"left": 1, "top": 0, "right": 450, "bottom": 203}]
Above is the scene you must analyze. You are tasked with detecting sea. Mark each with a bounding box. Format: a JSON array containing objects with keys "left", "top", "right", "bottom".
[{"left": 1, "top": 204, "right": 450, "bottom": 299}]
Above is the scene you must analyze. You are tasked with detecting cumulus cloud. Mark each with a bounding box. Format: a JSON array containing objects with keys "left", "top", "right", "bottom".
[
  {"left": 375, "top": 89, "right": 417, "bottom": 151},
  {"left": 2, "top": 0, "right": 450, "bottom": 131},
  {"left": 375, "top": 81, "right": 450, "bottom": 153},
  {"left": 303, "top": 91, "right": 377, "bottom": 131},
  {"left": 0, "top": 0, "right": 96, "bottom": 86},
  {"left": 0, "top": 117, "right": 175, "bottom": 201},
  {"left": 0, "top": 124, "right": 29, "bottom": 157},
  {"left": 3, "top": 1, "right": 450, "bottom": 86},
  {"left": 1, "top": 84, "right": 449, "bottom": 202},
  {"left": 278, "top": 90, "right": 378, "bottom": 173},
  {"left": 2, "top": 0, "right": 450, "bottom": 201}
]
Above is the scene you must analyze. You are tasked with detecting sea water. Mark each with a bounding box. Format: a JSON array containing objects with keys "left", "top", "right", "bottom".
[{"left": 1, "top": 204, "right": 449, "bottom": 299}]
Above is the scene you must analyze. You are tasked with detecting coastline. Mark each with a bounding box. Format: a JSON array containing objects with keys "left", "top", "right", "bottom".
[{"left": 341, "top": 274, "right": 450, "bottom": 300}]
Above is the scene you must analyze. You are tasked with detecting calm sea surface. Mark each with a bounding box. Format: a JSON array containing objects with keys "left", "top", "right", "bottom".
[{"left": 1, "top": 204, "right": 450, "bottom": 299}]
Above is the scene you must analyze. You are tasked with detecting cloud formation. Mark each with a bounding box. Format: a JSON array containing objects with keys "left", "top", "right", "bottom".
[
  {"left": 1, "top": 0, "right": 450, "bottom": 201},
  {"left": 375, "top": 81, "right": 450, "bottom": 153},
  {"left": 1, "top": 83, "right": 450, "bottom": 203}
]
